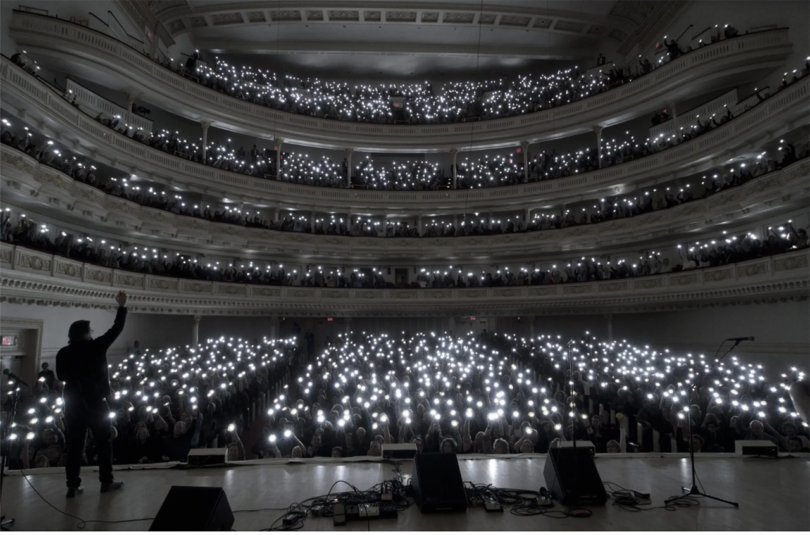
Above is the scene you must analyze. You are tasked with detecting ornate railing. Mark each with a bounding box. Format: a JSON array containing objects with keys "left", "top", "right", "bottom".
[
  {"left": 1, "top": 242, "right": 807, "bottom": 317},
  {"left": 3, "top": 144, "right": 808, "bottom": 258},
  {"left": 2, "top": 55, "right": 807, "bottom": 212},
  {"left": 9, "top": 11, "right": 792, "bottom": 150}
]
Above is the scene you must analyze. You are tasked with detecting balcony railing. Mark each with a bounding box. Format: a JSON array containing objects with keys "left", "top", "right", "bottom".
[
  {"left": 2, "top": 55, "right": 807, "bottom": 212},
  {"left": 1, "top": 242, "right": 807, "bottom": 317},
  {"left": 9, "top": 10, "right": 793, "bottom": 151},
  {"left": 2, "top": 143, "right": 808, "bottom": 259}
]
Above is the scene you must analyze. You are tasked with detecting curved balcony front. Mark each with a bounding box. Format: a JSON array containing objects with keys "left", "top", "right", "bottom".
[
  {"left": 3, "top": 143, "right": 808, "bottom": 262},
  {"left": 2, "top": 57, "right": 808, "bottom": 213},
  {"left": 9, "top": 11, "right": 793, "bottom": 151},
  {"left": 2, "top": 242, "right": 807, "bottom": 317}
]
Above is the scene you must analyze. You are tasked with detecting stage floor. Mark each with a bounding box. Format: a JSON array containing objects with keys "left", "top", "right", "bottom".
[{"left": 2, "top": 454, "right": 808, "bottom": 531}]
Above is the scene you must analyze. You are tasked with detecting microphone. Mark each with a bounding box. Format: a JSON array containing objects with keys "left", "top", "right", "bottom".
[
  {"left": 2, "top": 368, "right": 29, "bottom": 386},
  {"left": 726, "top": 337, "right": 755, "bottom": 342}
]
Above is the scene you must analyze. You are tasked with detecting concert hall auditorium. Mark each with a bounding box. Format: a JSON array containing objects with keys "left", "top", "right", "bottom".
[{"left": 0, "top": 0, "right": 808, "bottom": 531}]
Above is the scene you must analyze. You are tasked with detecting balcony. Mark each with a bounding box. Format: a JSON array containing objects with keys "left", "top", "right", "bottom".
[
  {"left": 2, "top": 242, "right": 807, "bottom": 317},
  {"left": 2, "top": 55, "right": 808, "bottom": 213},
  {"left": 9, "top": 11, "right": 793, "bottom": 151},
  {"left": 3, "top": 143, "right": 808, "bottom": 260}
]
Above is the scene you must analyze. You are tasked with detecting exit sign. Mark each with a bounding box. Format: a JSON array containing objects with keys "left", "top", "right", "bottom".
[
  {"left": 1, "top": 336, "right": 17, "bottom": 346},
  {"left": 470, "top": 317, "right": 476, "bottom": 321}
]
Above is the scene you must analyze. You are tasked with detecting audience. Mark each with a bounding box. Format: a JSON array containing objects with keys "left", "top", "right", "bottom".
[{"left": 5, "top": 330, "right": 804, "bottom": 468}]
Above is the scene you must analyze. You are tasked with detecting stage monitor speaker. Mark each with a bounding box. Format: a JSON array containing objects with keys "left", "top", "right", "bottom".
[
  {"left": 149, "top": 486, "right": 234, "bottom": 531},
  {"left": 411, "top": 453, "right": 467, "bottom": 513},
  {"left": 735, "top": 440, "right": 778, "bottom": 457},
  {"left": 543, "top": 447, "right": 608, "bottom": 506}
]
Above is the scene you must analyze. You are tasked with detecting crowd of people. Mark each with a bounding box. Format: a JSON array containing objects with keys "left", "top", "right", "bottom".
[
  {"left": 157, "top": 21, "right": 771, "bottom": 127},
  {"left": 3, "top": 118, "right": 805, "bottom": 242},
  {"left": 4, "top": 329, "right": 806, "bottom": 469},
  {"left": 3, "top": 203, "right": 806, "bottom": 288}
]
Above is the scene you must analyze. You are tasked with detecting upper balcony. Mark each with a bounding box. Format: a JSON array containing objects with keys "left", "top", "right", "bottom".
[
  {"left": 9, "top": 10, "right": 794, "bottom": 151},
  {"left": 2, "top": 55, "right": 808, "bottom": 214}
]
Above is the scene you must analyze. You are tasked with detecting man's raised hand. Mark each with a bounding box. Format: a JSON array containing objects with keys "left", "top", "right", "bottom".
[{"left": 115, "top": 290, "right": 128, "bottom": 307}]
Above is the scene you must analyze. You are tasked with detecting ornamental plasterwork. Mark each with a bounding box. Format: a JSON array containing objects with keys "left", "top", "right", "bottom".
[
  {"left": 670, "top": 273, "right": 700, "bottom": 286},
  {"left": 356, "top": 290, "right": 379, "bottom": 299},
  {"left": 0, "top": 247, "right": 13, "bottom": 264},
  {"left": 182, "top": 281, "right": 212, "bottom": 292},
  {"left": 421, "top": 12, "right": 439, "bottom": 22},
  {"left": 528, "top": 287, "right": 558, "bottom": 296},
  {"left": 18, "top": 254, "right": 50, "bottom": 271},
  {"left": 305, "top": 10, "right": 323, "bottom": 20},
  {"left": 443, "top": 12, "right": 475, "bottom": 23},
  {"left": 554, "top": 20, "right": 585, "bottom": 32},
  {"left": 459, "top": 289, "right": 487, "bottom": 298},
  {"left": 500, "top": 15, "right": 531, "bottom": 27},
  {"left": 495, "top": 288, "right": 523, "bottom": 297},
  {"left": 703, "top": 269, "right": 733, "bottom": 282},
  {"left": 634, "top": 278, "right": 664, "bottom": 289},
  {"left": 737, "top": 262, "right": 768, "bottom": 278},
  {"left": 270, "top": 10, "right": 301, "bottom": 21},
  {"left": 217, "top": 284, "right": 247, "bottom": 295},
  {"left": 56, "top": 262, "right": 80, "bottom": 278},
  {"left": 600, "top": 281, "right": 628, "bottom": 292},
  {"left": 562, "top": 285, "right": 592, "bottom": 295},
  {"left": 149, "top": 278, "right": 178, "bottom": 290},
  {"left": 329, "top": 10, "right": 359, "bottom": 21},
  {"left": 211, "top": 12, "right": 242, "bottom": 25},
  {"left": 253, "top": 287, "right": 281, "bottom": 297},
  {"left": 387, "top": 11, "right": 417, "bottom": 21},
  {"left": 116, "top": 273, "right": 143, "bottom": 287},
  {"left": 364, "top": 11, "right": 381, "bottom": 21},
  {"left": 773, "top": 255, "right": 810, "bottom": 272},
  {"left": 390, "top": 290, "right": 417, "bottom": 299},
  {"left": 88, "top": 269, "right": 111, "bottom": 283},
  {"left": 246, "top": 11, "right": 266, "bottom": 23},
  {"left": 426, "top": 290, "right": 452, "bottom": 299}
]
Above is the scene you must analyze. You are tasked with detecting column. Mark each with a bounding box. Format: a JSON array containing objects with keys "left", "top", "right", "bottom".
[
  {"left": 344, "top": 317, "right": 352, "bottom": 335},
  {"left": 201, "top": 120, "right": 211, "bottom": 163},
  {"left": 310, "top": 211, "right": 316, "bottom": 233},
  {"left": 520, "top": 141, "right": 529, "bottom": 183},
  {"left": 448, "top": 316, "right": 456, "bottom": 335},
  {"left": 606, "top": 313, "right": 614, "bottom": 342},
  {"left": 269, "top": 315, "right": 280, "bottom": 340},
  {"left": 450, "top": 148, "right": 459, "bottom": 189},
  {"left": 668, "top": 102, "right": 679, "bottom": 140},
  {"left": 593, "top": 126, "right": 603, "bottom": 169},
  {"left": 345, "top": 149, "right": 354, "bottom": 187},
  {"left": 276, "top": 138, "right": 285, "bottom": 178},
  {"left": 273, "top": 207, "right": 280, "bottom": 223},
  {"left": 529, "top": 315, "right": 536, "bottom": 339},
  {"left": 525, "top": 208, "right": 531, "bottom": 228},
  {"left": 126, "top": 94, "right": 134, "bottom": 125},
  {"left": 191, "top": 315, "right": 201, "bottom": 346},
  {"left": 417, "top": 215, "right": 424, "bottom": 236}
]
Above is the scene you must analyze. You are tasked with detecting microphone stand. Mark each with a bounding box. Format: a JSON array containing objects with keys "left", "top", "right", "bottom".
[
  {"left": 1, "top": 378, "right": 21, "bottom": 530},
  {"left": 665, "top": 339, "right": 742, "bottom": 508}
]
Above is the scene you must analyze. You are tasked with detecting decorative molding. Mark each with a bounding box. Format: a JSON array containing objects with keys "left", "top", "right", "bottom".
[
  {"left": 0, "top": 244, "right": 806, "bottom": 317},
  {"left": 2, "top": 144, "right": 808, "bottom": 262},
  {"left": 8, "top": 15, "right": 794, "bottom": 153}
]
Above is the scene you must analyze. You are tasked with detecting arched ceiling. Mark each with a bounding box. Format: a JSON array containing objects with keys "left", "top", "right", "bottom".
[{"left": 124, "top": 0, "right": 691, "bottom": 78}]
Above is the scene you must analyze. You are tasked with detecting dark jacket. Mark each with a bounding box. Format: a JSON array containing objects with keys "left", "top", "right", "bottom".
[{"left": 56, "top": 307, "right": 127, "bottom": 402}]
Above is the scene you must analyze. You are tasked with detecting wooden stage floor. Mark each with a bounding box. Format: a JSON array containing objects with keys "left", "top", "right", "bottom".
[{"left": 1, "top": 454, "right": 808, "bottom": 531}]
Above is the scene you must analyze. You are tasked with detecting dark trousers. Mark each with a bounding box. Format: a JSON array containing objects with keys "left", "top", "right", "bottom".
[{"left": 64, "top": 397, "right": 113, "bottom": 488}]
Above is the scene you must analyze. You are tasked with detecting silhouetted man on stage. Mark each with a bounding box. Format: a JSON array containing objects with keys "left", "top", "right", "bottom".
[{"left": 56, "top": 291, "right": 128, "bottom": 497}]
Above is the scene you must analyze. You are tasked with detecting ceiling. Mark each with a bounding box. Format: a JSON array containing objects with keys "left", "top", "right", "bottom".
[{"left": 136, "top": 0, "right": 690, "bottom": 80}]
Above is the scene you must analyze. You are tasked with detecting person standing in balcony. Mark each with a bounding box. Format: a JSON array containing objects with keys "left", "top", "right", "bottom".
[{"left": 56, "top": 291, "right": 128, "bottom": 498}]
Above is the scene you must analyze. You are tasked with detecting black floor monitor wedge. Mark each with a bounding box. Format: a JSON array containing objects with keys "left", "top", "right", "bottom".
[
  {"left": 150, "top": 486, "right": 235, "bottom": 531},
  {"left": 543, "top": 448, "right": 608, "bottom": 506},
  {"left": 411, "top": 452, "right": 468, "bottom": 513}
]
